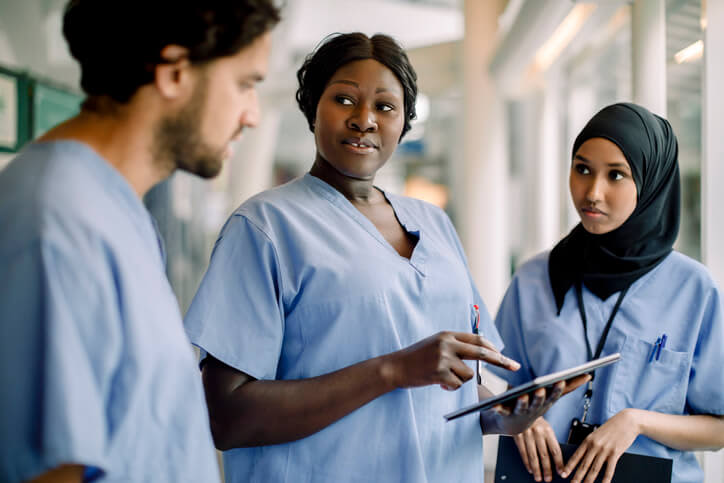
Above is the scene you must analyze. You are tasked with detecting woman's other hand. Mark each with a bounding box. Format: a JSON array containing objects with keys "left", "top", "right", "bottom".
[
  {"left": 382, "top": 331, "right": 520, "bottom": 391},
  {"left": 513, "top": 416, "right": 564, "bottom": 482},
  {"left": 481, "top": 375, "right": 590, "bottom": 436},
  {"left": 560, "top": 409, "right": 640, "bottom": 483}
]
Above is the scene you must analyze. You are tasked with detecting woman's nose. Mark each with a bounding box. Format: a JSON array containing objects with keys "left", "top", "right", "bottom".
[
  {"left": 585, "top": 176, "right": 604, "bottom": 203},
  {"left": 348, "top": 105, "right": 377, "bottom": 132}
]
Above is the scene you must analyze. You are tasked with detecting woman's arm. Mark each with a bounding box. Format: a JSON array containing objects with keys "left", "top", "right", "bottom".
[
  {"left": 203, "top": 331, "right": 520, "bottom": 450},
  {"left": 634, "top": 410, "right": 724, "bottom": 451},
  {"left": 28, "top": 465, "right": 84, "bottom": 483},
  {"left": 562, "top": 410, "right": 724, "bottom": 483}
]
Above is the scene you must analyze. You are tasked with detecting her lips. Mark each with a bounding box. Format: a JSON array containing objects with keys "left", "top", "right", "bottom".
[{"left": 342, "top": 137, "right": 377, "bottom": 149}]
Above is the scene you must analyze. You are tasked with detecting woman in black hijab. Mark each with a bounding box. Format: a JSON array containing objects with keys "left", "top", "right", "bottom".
[{"left": 490, "top": 103, "right": 724, "bottom": 483}]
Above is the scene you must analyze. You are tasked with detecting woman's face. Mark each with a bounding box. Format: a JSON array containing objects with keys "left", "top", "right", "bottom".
[
  {"left": 569, "top": 137, "right": 638, "bottom": 235},
  {"left": 313, "top": 58, "right": 405, "bottom": 180}
]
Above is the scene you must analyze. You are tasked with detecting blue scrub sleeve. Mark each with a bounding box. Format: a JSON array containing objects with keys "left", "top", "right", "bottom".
[
  {"left": 0, "top": 241, "right": 115, "bottom": 481},
  {"left": 686, "top": 284, "right": 724, "bottom": 415},
  {"left": 184, "top": 214, "right": 285, "bottom": 381},
  {"left": 489, "top": 275, "right": 534, "bottom": 387}
]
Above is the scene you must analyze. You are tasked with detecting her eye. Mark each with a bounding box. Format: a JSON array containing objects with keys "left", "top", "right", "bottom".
[
  {"left": 574, "top": 163, "right": 590, "bottom": 175},
  {"left": 335, "top": 96, "right": 354, "bottom": 105},
  {"left": 377, "top": 103, "right": 394, "bottom": 112},
  {"left": 609, "top": 170, "right": 625, "bottom": 181}
]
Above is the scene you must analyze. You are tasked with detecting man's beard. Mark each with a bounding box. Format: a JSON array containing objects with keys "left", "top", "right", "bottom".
[{"left": 153, "top": 80, "right": 227, "bottom": 179}]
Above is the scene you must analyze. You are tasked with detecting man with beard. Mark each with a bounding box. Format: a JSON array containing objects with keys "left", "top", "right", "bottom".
[{"left": 0, "top": 1, "right": 279, "bottom": 482}]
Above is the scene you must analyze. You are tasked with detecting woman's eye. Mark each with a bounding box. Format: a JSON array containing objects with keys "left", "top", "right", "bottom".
[
  {"left": 574, "top": 164, "right": 590, "bottom": 175},
  {"left": 336, "top": 96, "right": 354, "bottom": 105},
  {"left": 377, "top": 103, "right": 394, "bottom": 112},
  {"left": 610, "top": 171, "right": 624, "bottom": 181}
]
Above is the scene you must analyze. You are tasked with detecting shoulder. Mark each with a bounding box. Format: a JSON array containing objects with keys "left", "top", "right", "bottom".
[
  {"left": 233, "top": 176, "right": 312, "bottom": 225},
  {"left": 0, "top": 142, "right": 117, "bottom": 255},
  {"left": 654, "top": 251, "right": 718, "bottom": 292},
  {"left": 511, "top": 251, "right": 551, "bottom": 285}
]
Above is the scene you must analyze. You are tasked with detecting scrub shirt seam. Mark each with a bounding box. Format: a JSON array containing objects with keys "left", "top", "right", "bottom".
[{"left": 234, "top": 213, "right": 288, "bottom": 324}]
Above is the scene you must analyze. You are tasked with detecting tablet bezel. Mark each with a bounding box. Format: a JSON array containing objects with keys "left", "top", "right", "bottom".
[{"left": 444, "top": 353, "right": 621, "bottom": 421}]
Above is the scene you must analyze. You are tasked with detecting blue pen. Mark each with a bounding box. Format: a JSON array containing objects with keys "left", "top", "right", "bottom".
[
  {"left": 649, "top": 337, "right": 661, "bottom": 362},
  {"left": 656, "top": 334, "right": 667, "bottom": 361}
]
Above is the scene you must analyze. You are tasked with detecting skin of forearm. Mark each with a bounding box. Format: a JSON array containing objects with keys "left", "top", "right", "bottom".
[
  {"left": 632, "top": 409, "right": 724, "bottom": 451},
  {"left": 28, "top": 464, "right": 84, "bottom": 482},
  {"left": 209, "top": 355, "right": 397, "bottom": 450}
]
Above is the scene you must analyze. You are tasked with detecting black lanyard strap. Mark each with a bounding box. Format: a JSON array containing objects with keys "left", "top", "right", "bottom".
[
  {"left": 575, "top": 282, "right": 628, "bottom": 415},
  {"left": 575, "top": 282, "right": 628, "bottom": 374}
]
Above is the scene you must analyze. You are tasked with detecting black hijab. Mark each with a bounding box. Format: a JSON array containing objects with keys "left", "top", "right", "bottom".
[{"left": 549, "top": 102, "right": 680, "bottom": 314}]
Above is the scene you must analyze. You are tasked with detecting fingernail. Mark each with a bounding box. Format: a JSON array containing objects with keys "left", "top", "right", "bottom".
[{"left": 560, "top": 472, "right": 568, "bottom": 478}]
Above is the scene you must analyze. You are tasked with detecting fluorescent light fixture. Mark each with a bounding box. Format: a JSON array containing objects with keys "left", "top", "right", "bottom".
[
  {"left": 534, "top": 3, "right": 597, "bottom": 71},
  {"left": 674, "top": 40, "right": 703, "bottom": 64}
]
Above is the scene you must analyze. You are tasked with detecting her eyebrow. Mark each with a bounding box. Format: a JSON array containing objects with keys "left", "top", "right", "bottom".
[
  {"left": 328, "top": 80, "right": 401, "bottom": 97},
  {"left": 574, "top": 154, "right": 631, "bottom": 171}
]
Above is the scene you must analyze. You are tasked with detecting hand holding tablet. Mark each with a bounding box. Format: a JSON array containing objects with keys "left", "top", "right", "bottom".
[{"left": 445, "top": 353, "right": 621, "bottom": 421}]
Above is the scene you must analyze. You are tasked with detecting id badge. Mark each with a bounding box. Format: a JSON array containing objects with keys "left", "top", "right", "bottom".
[{"left": 567, "top": 418, "right": 599, "bottom": 445}]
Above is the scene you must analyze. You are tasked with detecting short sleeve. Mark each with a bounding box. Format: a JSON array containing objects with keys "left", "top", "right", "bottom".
[
  {"left": 686, "top": 284, "right": 724, "bottom": 415},
  {"left": 184, "top": 214, "right": 284, "bottom": 381},
  {"left": 0, "top": 240, "right": 119, "bottom": 482},
  {"left": 487, "top": 275, "right": 534, "bottom": 387}
]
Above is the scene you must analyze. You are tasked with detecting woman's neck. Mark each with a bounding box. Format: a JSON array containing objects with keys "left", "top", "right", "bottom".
[{"left": 309, "top": 155, "right": 383, "bottom": 205}]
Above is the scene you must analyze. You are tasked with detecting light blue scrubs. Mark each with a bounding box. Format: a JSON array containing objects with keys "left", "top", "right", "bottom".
[
  {"left": 184, "top": 173, "right": 502, "bottom": 483},
  {"left": 0, "top": 141, "right": 219, "bottom": 483},
  {"left": 490, "top": 251, "right": 724, "bottom": 483}
]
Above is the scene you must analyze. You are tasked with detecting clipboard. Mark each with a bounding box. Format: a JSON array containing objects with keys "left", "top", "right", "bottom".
[
  {"left": 444, "top": 353, "right": 621, "bottom": 421},
  {"left": 494, "top": 435, "right": 672, "bottom": 482}
]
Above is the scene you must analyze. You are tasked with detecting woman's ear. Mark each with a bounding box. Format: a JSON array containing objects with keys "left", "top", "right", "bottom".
[{"left": 154, "top": 45, "right": 192, "bottom": 100}]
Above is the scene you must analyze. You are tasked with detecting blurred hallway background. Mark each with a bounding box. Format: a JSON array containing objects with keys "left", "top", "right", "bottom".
[{"left": 0, "top": 0, "right": 722, "bottom": 480}]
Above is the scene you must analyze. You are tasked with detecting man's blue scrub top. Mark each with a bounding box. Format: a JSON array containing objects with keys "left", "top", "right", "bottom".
[
  {"left": 490, "top": 251, "right": 724, "bottom": 483},
  {"left": 185, "top": 173, "right": 503, "bottom": 483},
  {"left": 0, "top": 142, "right": 219, "bottom": 482}
]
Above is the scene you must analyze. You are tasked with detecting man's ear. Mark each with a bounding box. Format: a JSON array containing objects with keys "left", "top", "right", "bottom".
[{"left": 155, "top": 45, "right": 193, "bottom": 100}]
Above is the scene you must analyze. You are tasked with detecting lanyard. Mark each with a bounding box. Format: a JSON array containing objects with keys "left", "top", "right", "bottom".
[{"left": 574, "top": 282, "right": 628, "bottom": 421}]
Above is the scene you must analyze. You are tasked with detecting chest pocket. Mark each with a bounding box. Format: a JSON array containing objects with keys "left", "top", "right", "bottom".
[{"left": 609, "top": 334, "right": 690, "bottom": 415}]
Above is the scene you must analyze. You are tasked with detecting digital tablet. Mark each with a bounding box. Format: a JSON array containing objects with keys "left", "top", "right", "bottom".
[{"left": 444, "top": 353, "right": 621, "bottom": 421}]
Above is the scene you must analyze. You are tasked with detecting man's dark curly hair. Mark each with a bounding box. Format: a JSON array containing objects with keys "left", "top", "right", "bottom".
[
  {"left": 296, "top": 32, "right": 418, "bottom": 141},
  {"left": 63, "top": 0, "right": 281, "bottom": 103}
]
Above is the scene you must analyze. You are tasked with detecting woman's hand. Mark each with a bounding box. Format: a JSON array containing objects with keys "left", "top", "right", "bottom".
[
  {"left": 382, "top": 331, "right": 520, "bottom": 391},
  {"left": 481, "top": 375, "right": 590, "bottom": 436},
  {"left": 513, "top": 416, "right": 563, "bottom": 482},
  {"left": 561, "top": 409, "right": 640, "bottom": 483}
]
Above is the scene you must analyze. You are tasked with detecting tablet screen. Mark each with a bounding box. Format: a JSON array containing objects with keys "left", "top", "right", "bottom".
[{"left": 444, "top": 353, "right": 621, "bottom": 421}]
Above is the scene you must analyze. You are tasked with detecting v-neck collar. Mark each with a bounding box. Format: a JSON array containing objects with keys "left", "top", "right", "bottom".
[{"left": 303, "top": 173, "right": 427, "bottom": 275}]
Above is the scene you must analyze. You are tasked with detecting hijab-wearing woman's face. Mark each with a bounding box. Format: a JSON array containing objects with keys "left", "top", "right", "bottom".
[
  {"left": 569, "top": 137, "right": 638, "bottom": 235},
  {"left": 313, "top": 58, "right": 405, "bottom": 180}
]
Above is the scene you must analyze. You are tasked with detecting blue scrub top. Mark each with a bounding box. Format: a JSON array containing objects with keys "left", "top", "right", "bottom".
[
  {"left": 490, "top": 251, "right": 724, "bottom": 483},
  {"left": 185, "top": 173, "right": 503, "bottom": 483},
  {"left": 0, "top": 141, "right": 219, "bottom": 483}
]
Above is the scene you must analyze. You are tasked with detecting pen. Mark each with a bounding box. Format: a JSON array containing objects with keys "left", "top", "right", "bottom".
[
  {"left": 649, "top": 337, "right": 661, "bottom": 363},
  {"left": 656, "top": 334, "right": 667, "bottom": 361}
]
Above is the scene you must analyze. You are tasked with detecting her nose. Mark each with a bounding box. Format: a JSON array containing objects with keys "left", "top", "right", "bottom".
[
  {"left": 347, "top": 104, "right": 377, "bottom": 132},
  {"left": 585, "top": 175, "right": 605, "bottom": 203}
]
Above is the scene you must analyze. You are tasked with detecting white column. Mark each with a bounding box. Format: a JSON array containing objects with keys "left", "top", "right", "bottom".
[
  {"left": 461, "top": 0, "right": 509, "bottom": 312},
  {"left": 701, "top": 2, "right": 724, "bottom": 481},
  {"left": 226, "top": 105, "right": 281, "bottom": 210},
  {"left": 537, "top": 73, "right": 563, "bottom": 250},
  {"left": 632, "top": 0, "right": 667, "bottom": 116}
]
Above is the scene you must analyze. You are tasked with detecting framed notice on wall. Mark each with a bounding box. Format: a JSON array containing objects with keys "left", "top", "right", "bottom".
[
  {"left": 32, "top": 81, "right": 83, "bottom": 138},
  {"left": 0, "top": 66, "right": 30, "bottom": 153}
]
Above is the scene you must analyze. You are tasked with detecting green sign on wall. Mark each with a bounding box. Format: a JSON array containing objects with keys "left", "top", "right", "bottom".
[{"left": 32, "top": 82, "right": 83, "bottom": 138}]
